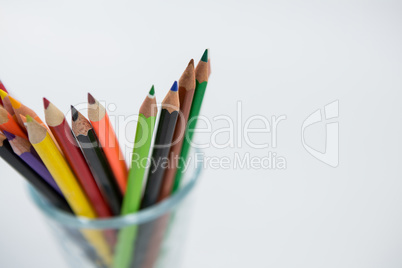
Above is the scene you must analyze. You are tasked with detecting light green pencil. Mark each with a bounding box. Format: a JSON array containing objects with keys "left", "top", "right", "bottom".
[
  {"left": 113, "top": 86, "right": 157, "bottom": 268},
  {"left": 172, "top": 49, "right": 209, "bottom": 193}
]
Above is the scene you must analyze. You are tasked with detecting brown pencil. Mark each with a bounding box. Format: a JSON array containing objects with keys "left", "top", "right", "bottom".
[{"left": 158, "top": 60, "right": 196, "bottom": 200}]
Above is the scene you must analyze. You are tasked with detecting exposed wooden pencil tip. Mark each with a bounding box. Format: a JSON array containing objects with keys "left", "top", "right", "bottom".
[
  {"left": 2, "top": 130, "right": 15, "bottom": 140},
  {"left": 20, "top": 115, "right": 27, "bottom": 125},
  {"left": 170, "top": 81, "right": 178, "bottom": 92},
  {"left": 201, "top": 49, "right": 208, "bottom": 62},
  {"left": 0, "top": 89, "right": 7, "bottom": 100},
  {"left": 88, "top": 93, "right": 96, "bottom": 105},
  {"left": 188, "top": 59, "right": 194, "bottom": 66},
  {"left": 179, "top": 58, "right": 196, "bottom": 91},
  {"left": 43, "top": 97, "right": 50, "bottom": 109},
  {"left": 26, "top": 115, "right": 33, "bottom": 123},
  {"left": 71, "top": 105, "right": 79, "bottom": 121}
]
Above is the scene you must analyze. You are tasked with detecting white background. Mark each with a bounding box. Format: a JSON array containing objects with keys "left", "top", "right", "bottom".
[{"left": 1, "top": 1, "right": 402, "bottom": 267}]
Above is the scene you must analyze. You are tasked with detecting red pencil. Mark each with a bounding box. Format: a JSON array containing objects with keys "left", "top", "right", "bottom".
[{"left": 43, "top": 98, "right": 113, "bottom": 218}]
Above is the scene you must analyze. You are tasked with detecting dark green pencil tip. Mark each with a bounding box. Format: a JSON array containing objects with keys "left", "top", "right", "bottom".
[
  {"left": 149, "top": 85, "right": 155, "bottom": 96},
  {"left": 201, "top": 49, "right": 208, "bottom": 62}
]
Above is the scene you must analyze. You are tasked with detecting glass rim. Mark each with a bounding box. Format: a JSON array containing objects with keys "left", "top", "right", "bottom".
[{"left": 28, "top": 148, "right": 202, "bottom": 229}]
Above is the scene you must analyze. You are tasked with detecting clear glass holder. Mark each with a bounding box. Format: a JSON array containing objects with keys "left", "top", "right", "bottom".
[{"left": 28, "top": 149, "right": 202, "bottom": 268}]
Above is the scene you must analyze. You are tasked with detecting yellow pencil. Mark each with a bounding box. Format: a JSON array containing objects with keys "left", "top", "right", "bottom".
[
  {"left": 25, "top": 115, "right": 113, "bottom": 266},
  {"left": 25, "top": 115, "right": 93, "bottom": 216}
]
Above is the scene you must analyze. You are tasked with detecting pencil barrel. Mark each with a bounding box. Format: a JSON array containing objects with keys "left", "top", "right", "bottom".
[
  {"left": 142, "top": 109, "right": 179, "bottom": 209},
  {"left": 173, "top": 80, "right": 208, "bottom": 192},
  {"left": 77, "top": 130, "right": 123, "bottom": 215}
]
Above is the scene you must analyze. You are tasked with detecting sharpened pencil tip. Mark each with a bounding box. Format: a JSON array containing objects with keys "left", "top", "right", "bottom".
[
  {"left": 8, "top": 96, "right": 21, "bottom": 109},
  {"left": 0, "top": 89, "right": 7, "bottom": 100},
  {"left": 149, "top": 85, "right": 155, "bottom": 96},
  {"left": 26, "top": 115, "right": 33, "bottom": 123},
  {"left": 201, "top": 49, "right": 208, "bottom": 62},
  {"left": 0, "top": 80, "right": 5, "bottom": 90},
  {"left": 43, "top": 98, "right": 50, "bottom": 109},
  {"left": 2, "top": 130, "right": 15, "bottom": 140},
  {"left": 188, "top": 59, "right": 194, "bottom": 66},
  {"left": 170, "top": 81, "right": 178, "bottom": 92},
  {"left": 88, "top": 93, "right": 96, "bottom": 105},
  {"left": 71, "top": 105, "right": 79, "bottom": 121}
]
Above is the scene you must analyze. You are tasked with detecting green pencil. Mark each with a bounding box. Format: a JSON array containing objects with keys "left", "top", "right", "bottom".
[
  {"left": 113, "top": 86, "right": 157, "bottom": 268},
  {"left": 123, "top": 86, "right": 158, "bottom": 214},
  {"left": 172, "top": 49, "right": 209, "bottom": 193}
]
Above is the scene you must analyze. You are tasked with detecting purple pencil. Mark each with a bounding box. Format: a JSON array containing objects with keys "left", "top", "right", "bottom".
[{"left": 2, "top": 130, "right": 62, "bottom": 194}]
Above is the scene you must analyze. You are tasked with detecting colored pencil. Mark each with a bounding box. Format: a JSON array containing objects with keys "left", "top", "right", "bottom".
[
  {"left": 159, "top": 59, "right": 196, "bottom": 200},
  {"left": 0, "top": 132, "right": 71, "bottom": 213},
  {"left": 113, "top": 86, "right": 158, "bottom": 268},
  {"left": 44, "top": 98, "right": 113, "bottom": 218},
  {"left": 3, "top": 130, "right": 61, "bottom": 194},
  {"left": 137, "top": 60, "right": 198, "bottom": 268},
  {"left": 0, "top": 80, "right": 7, "bottom": 92},
  {"left": 123, "top": 86, "right": 158, "bottom": 214},
  {"left": 0, "top": 51, "right": 210, "bottom": 267},
  {"left": 71, "top": 106, "right": 122, "bottom": 215},
  {"left": 0, "top": 80, "right": 7, "bottom": 106},
  {"left": 141, "top": 81, "right": 179, "bottom": 209},
  {"left": 88, "top": 93, "right": 128, "bottom": 193},
  {"left": 0, "top": 105, "right": 27, "bottom": 139},
  {"left": 173, "top": 49, "right": 209, "bottom": 192},
  {"left": 8, "top": 95, "right": 62, "bottom": 151},
  {"left": 25, "top": 115, "right": 95, "bottom": 216},
  {"left": 8, "top": 95, "right": 40, "bottom": 128},
  {"left": 0, "top": 89, "right": 15, "bottom": 117},
  {"left": 25, "top": 115, "right": 113, "bottom": 266}
]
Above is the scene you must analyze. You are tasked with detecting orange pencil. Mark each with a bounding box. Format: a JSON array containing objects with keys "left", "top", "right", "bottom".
[
  {"left": 8, "top": 95, "right": 44, "bottom": 128},
  {"left": 88, "top": 94, "right": 127, "bottom": 193},
  {"left": 0, "top": 106, "right": 27, "bottom": 139}
]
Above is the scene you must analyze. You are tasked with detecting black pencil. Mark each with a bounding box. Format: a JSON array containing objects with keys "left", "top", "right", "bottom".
[
  {"left": 141, "top": 81, "right": 180, "bottom": 209},
  {"left": 0, "top": 132, "right": 72, "bottom": 213},
  {"left": 71, "top": 106, "right": 122, "bottom": 215}
]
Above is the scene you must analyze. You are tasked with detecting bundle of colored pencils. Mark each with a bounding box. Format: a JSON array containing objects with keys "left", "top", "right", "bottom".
[
  {"left": 0, "top": 49, "right": 210, "bottom": 219},
  {"left": 0, "top": 50, "right": 210, "bottom": 268}
]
